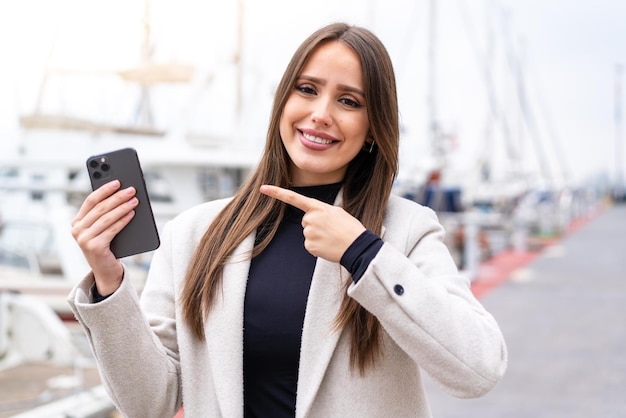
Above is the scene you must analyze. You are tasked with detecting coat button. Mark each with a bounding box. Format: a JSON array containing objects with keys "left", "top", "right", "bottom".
[{"left": 394, "top": 284, "right": 404, "bottom": 295}]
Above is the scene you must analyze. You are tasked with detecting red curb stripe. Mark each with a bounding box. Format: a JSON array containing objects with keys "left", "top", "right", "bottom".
[
  {"left": 471, "top": 250, "right": 540, "bottom": 298},
  {"left": 470, "top": 204, "right": 607, "bottom": 299}
]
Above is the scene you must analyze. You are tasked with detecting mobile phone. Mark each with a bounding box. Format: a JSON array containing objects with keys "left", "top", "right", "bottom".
[{"left": 86, "top": 147, "right": 160, "bottom": 259}]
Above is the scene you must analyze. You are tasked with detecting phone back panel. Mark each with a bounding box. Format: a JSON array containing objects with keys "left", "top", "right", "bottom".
[{"left": 86, "top": 148, "right": 160, "bottom": 258}]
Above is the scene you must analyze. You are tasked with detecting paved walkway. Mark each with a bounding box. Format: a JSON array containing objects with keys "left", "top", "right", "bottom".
[{"left": 424, "top": 203, "right": 626, "bottom": 417}]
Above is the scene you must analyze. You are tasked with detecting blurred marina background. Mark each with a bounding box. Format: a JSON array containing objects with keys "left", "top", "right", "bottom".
[{"left": 0, "top": 0, "right": 624, "bottom": 416}]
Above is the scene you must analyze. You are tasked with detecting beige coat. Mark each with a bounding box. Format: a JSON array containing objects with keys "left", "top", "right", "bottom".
[{"left": 68, "top": 194, "right": 507, "bottom": 418}]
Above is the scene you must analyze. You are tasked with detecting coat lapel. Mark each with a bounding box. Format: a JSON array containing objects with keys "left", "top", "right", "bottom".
[
  {"left": 204, "top": 233, "right": 255, "bottom": 418},
  {"left": 295, "top": 257, "right": 345, "bottom": 418},
  {"left": 295, "top": 219, "right": 388, "bottom": 416}
]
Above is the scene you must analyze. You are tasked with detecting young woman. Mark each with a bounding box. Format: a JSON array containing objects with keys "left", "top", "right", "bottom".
[{"left": 69, "top": 22, "right": 507, "bottom": 417}]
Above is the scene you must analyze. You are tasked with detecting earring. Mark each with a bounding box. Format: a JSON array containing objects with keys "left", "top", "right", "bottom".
[{"left": 363, "top": 139, "right": 375, "bottom": 154}]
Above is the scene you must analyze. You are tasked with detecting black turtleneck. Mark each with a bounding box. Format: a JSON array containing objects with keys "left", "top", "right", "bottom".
[{"left": 243, "top": 183, "right": 382, "bottom": 417}]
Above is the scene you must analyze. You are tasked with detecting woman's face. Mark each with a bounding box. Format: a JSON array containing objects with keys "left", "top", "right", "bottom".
[{"left": 279, "top": 41, "right": 370, "bottom": 186}]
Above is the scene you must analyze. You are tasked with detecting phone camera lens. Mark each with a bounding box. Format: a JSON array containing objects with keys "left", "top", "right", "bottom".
[
  {"left": 101, "top": 163, "right": 110, "bottom": 171},
  {"left": 89, "top": 160, "right": 99, "bottom": 168},
  {"left": 93, "top": 171, "right": 102, "bottom": 179}
]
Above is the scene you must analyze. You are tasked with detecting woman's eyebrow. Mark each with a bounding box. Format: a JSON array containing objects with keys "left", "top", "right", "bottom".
[{"left": 298, "top": 75, "right": 365, "bottom": 97}]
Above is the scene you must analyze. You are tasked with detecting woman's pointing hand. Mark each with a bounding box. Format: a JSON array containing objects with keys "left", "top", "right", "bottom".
[{"left": 260, "top": 185, "right": 366, "bottom": 262}]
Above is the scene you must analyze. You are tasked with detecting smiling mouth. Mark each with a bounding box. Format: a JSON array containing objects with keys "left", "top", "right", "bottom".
[{"left": 302, "top": 131, "right": 336, "bottom": 145}]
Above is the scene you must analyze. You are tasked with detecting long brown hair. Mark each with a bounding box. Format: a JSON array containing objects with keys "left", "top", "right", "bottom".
[{"left": 181, "top": 22, "right": 399, "bottom": 373}]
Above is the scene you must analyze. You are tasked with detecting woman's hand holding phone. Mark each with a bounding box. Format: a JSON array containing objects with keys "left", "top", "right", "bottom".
[
  {"left": 74, "top": 147, "right": 160, "bottom": 296},
  {"left": 71, "top": 179, "right": 138, "bottom": 296}
]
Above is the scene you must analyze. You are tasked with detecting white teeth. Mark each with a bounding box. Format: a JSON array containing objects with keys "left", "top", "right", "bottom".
[{"left": 303, "top": 132, "right": 333, "bottom": 144}]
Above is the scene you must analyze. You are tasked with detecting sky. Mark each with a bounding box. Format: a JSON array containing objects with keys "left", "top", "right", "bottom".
[
  {"left": 504, "top": 0, "right": 626, "bottom": 188},
  {"left": 0, "top": 0, "right": 624, "bottom": 190}
]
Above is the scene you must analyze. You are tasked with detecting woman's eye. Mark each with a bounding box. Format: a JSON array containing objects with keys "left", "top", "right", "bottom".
[
  {"left": 295, "top": 85, "right": 316, "bottom": 95},
  {"left": 340, "top": 97, "right": 362, "bottom": 108}
]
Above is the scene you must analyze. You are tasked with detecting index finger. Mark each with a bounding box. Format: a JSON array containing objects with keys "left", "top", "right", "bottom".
[{"left": 260, "top": 185, "right": 321, "bottom": 212}]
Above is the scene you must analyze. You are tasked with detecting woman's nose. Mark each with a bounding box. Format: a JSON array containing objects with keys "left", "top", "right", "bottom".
[{"left": 310, "top": 99, "right": 333, "bottom": 127}]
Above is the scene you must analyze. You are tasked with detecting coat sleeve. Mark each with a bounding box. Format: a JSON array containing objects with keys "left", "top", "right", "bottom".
[
  {"left": 347, "top": 200, "right": 508, "bottom": 398},
  {"left": 66, "top": 220, "right": 182, "bottom": 418}
]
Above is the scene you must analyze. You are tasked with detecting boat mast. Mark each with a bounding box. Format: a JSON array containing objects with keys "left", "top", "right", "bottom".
[
  {"left": 615, "top": 63, "right": 624, "bottom": 200},
  {"left": 234, "top": 0, "right": 244, "bottom": 119},
  {"left": 427, "top": 0, "right": 444, "bottom": 171},
  {"left": 136, "top": 0, "right": 154, "bottom": 128}
]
